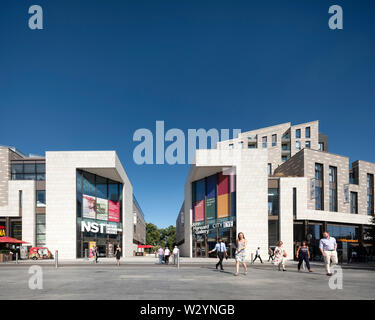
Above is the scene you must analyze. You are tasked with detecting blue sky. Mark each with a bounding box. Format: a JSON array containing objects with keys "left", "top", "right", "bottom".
[{"left": 1, "top": 0, "right": 374, "bottom": 228}]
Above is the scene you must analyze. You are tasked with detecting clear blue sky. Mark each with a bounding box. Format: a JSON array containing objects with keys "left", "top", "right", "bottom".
[{"left": 1, "top": 0, "right": 374, "bottom": 228}]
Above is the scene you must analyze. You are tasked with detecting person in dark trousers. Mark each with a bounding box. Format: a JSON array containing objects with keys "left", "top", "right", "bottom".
[
  {"left": 296, "top": 241, "right": 313, "bottom": 272},
  {"left": 209, "top": 238, "right": 227, "bottom": 271},
  {"left": 94, "top": 246, "right": 99, "bottom": 263},
  {"left": 252, "top": 247, "right": 263, "bottom": 263},
  {"left": 268, "top": 247, "right": 275, "bottom": 262}
]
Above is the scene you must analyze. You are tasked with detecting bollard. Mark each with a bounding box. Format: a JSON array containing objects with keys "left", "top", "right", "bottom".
[
  {"left": 85, "top": 248, "right": 88, "bottom": 260},
  {"left": 177, "top": 252, "right": 180, "bottom": 270},
  {"left": 251, "top": 253, "right": 254, "bottom": 264},
  {"left": 55, "top": 250, "right": 58, "bottom": 269},
  {"left": 16, "top": 252, "right": 18, "bottom": 264}
]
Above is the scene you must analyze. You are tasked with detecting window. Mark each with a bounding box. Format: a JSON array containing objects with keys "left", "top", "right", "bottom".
[
  {"left": 315, "top": 163, "right": 324, "bottom": 210},
  {"left": 329, "top": 166, "right": 337, "bottom": 212},
  {"left": 238, "top": 141, "right": 243, "bottom": 149},
  {"left": 281, "top": 155, "right": 288, "bottom": 162},
  {"left": 305, "top": 141, "right": 311, "bottom": 149},
  {"left": 11, "top": 161, "right": 45, "bottom": 181},
  {"left": 229, "top": 144, "right": 233, "bottom": 149},
  {"left": 367, "top": 174, "right": 374, "bottom": 215},
  {"left": 272, "top": 134, "right": 277, "bottom": 147},
  {"left": 350, "top": 192, "right": 358, "bottom": 214},
  {"left": 267, "top": 163, "right": 272, "bottom": 175},
  {"left": 305, "top": 127, "right": 311, "bottom": 138},
  {"left": 268, "top": 188, "right": 279, "bottom": 216},
  {"left": 36, "top": 214, "right": 46, "bottom": 246},
  {"left": 319, "top": 142, "right": 324, "bottom": 151},
  {"left": 36, "top": 190, "right": 46, "bottom": 207},
  {"left": 19, "top": 190, "right": 22, "bottom": 209},
  {"left": 262, "top": 136, "right": 267, "bottom": 148},
  {"left": 296, "top": 141, "right": 301, "bottom": 151},
  {"left": 293, "top": 188, "right": 297, "bottom": 215},
  {"left": 295, "top": 129, "right": 301, "bottom": 138},
  {"left": 248, "top": 144, "right": 256, "bottom": 149}
]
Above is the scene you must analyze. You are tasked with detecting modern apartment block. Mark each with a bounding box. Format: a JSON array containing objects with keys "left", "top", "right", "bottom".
[
  {"left": 216, "top": 120, "right": 328, "bottom": 175},
  {"left": 0, "top": 146, "right": 146, "bottom": 259},
  {"left": 176, "top": 121, "right": 374, "bottom": 262}
]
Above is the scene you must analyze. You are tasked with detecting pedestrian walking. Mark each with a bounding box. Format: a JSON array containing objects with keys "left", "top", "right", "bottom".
[
  {"left": 157, "top": 247, "right": 164, "bottom": 264},
  {"left": 296, "top": 241, "right": 312, "bottom": 272},
  {"left": 115, "top": 244, "right": 121, "bottom": 266},
  {"left": 173, "top": 246, "right": 179, "bottom": 265},
  {"left": 273, "top": 241, "right": 287, "bottom": 271},
  {"left": 268, "top": 247, "right": 274, "bottom": 262},
  {"left": 234, "top": 232, "right": 248, "bottom": 276},
  {"left": 319, "top": 231, "right": 338, "bottom": 276},
  {"left": 252, "top": 247, "right": 263, "bottom": 264},
  {"left": 94, "top": 246, "right": 99, "bottom": 264},
  {"left": 208, "top": 238, "right": 227, "bottom": 271},
  {"left": 164, "top": 247, "right": 170, "bottom": 264}
]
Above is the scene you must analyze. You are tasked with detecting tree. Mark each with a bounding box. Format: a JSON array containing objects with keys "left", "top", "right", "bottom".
[
  {"left": 146, "top": 223, "right": 160, "bottom": 247},
  {"left": 146, "top": 223, "right": 176, "bottom": 250}
]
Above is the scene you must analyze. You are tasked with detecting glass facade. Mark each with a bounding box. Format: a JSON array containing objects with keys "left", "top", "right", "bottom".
[
  {"left": 11, "top": 161, "right": 45, "bottom": 180},
  {"left": 76, "top": 170, "right": 123, "bottom": 258},
  {"left": 329, "top": 166, "right": 337, "bottom": 212},
  {"left": 350, "top": 192, "right": 358, "bottom": 214},
  {"left": 367, "top": 174, "right": 374, "bottom": 215},
  {"left": 315, "top": 163, "right": 324, "bottom": 210},
  {"left": 36, "top": 214, "right": 46, "bottom": 246}
]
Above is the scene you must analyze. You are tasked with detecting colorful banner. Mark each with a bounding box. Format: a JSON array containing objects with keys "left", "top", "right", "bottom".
[
  {"left": 193, "top": 200, "right": 205, "bottom": 222},
  {"left": 82, "top": 195, "right": 96, "bottom": 219},
  {"left": 108, "top": 200, "right": 120, "bottom": 222},
  {"left": 217, "top": 193, "right": 229, "bottom": 218},
  {"left": 96, "top": 197, "right": 108, "bottom": 221},
  {"left": 0, "top": 226, "right": 5, "bottom": 237},
  {"left": 89, "top": 241, "right": 96, "bottom": 259}
]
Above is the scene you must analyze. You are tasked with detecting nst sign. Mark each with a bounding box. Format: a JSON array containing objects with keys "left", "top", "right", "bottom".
[{"left": 81, "top": 221, "right": 119, "bottom": 235}]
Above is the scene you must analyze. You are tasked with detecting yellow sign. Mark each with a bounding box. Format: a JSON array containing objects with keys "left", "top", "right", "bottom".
[{"left": 0, "top": 227, "right": 5, "bottom": 237}]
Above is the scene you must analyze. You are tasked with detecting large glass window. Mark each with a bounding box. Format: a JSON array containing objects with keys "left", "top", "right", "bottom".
[
  {"left": 262, "top": 136, "right": 267, "bottom": 148},
  {"left": 350, "top": 192, "right": 358, "bottom": 214},
  {"left": 295, "top": 129, "right": 301, "bottom": 138},
  {"left": 268, "top": 188, "right": 279, "bottom": 216},
  {"left": 36, "top": 214, "right": 46, "bottom": 246},
  {"left": 367, "top": 174, "right": 374, "bottom": 215},
  {"left": 296, "top": 141, "right": 301, "bottom": 151},
  {"left": 315, "top": 163, "right": 324, "bottom": 210},
  {"left": 36, "top": 190, "right": 46, "bottom": 207},
  {"left": 272, "top": 134, "right": 277, "bottom": 147},
  {"left": 327, "top": 224, "right": 359, "bottom": 240},
  {"left": 305, "top": 127, "right": 311, "bottom": 138},
  {"left": 76, "top": 170, "right": 123, "bottom": 258},
  {"left": 329, "top": 166, "right": 337, "bottom": 212},
  {"left": 11, "top": 161, "right": 45, "bottom": 181}
]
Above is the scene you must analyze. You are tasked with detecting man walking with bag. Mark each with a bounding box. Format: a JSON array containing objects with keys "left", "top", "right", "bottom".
[{"left": 209, "top": 238, "right": 227, "bottom": 271}]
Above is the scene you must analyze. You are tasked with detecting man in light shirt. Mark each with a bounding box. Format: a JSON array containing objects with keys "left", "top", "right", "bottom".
[
  {"left": 319, "top": 231, "right": 338, "bottom": 276},
  {"left": 173, "top": 246, "right": 179, "bottom": 265},
  {"left": 157, "top": 247, "right": 164, "bottom": 264},
  {"left": 208, "top": 238, "right": 227, "bottom": 271}
]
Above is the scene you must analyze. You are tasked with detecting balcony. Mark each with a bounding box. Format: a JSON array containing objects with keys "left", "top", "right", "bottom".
[{"left": 247, "top": 135, "right": 257, "bottom": 143}]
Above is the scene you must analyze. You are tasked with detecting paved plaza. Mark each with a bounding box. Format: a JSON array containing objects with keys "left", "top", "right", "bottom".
[{"left": 0, "top": 259, "right": 374, "bottom": 300}]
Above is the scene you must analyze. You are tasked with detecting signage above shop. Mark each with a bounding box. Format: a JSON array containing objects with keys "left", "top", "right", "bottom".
[
  {"left": 192, "top": 220, "right": 234, "bottom": 235},
  {"left": 81, "top": 221, "right": 121, "bottom": 235},
  {"left": 0, "top": 226, "right": 5, "bottom": 237}
]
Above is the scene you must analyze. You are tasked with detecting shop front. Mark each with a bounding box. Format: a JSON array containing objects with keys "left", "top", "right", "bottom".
[
  {"left": 76, "top": 169, "right": 123, "bottom": 258},
  {"left": 191, "top": 171, "right": 236, "bottom": 258}
]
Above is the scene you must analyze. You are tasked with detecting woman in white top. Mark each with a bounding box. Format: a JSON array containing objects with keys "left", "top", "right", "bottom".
[
  {"left": 273, "top": 241, "right": 287, "bottom": 271},
  {"left": 164, "top": 247, "right": 171, "bottom": 265},
  {"left": 234, "top": 232, "right": 248, "bottom": 276}
]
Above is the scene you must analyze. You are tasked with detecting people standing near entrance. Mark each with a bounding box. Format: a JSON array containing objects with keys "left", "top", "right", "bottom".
[
  {"left": 296, "top": 241, "right": 312, "bottom": 272},
  {"left": 273, "top": 241, "right": 287, "bottom": 271},
  {"left": 208, "top": 238, "right": 227, "bottom": 271},
  {"left": 157, "top": 247, "right": 164, "bottom": 264},
  {"left": 252, "top": 247, "right": 263, "bottom": 264},
  {"left": 173, "top": 246, "right": 179, "bottom": 265},
  {"left": 164, "top": 247, "right": 170, "bottom": 264},
  {"left": 319, "top": 231, "right": 338, "bottom": 276},
  {"left": 115, "top": 245, "right": 121, "bottom": 266},
  {"left": 234, "top": 232, "right": 248, "bottom": 276},
  {"left": 268, "top": 247, "right": 275, "bottom": 262}
]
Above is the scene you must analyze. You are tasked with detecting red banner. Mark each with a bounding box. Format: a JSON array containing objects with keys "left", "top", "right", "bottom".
[{"left": 108, "top": 200, "right": 120, "bottom": 222}]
